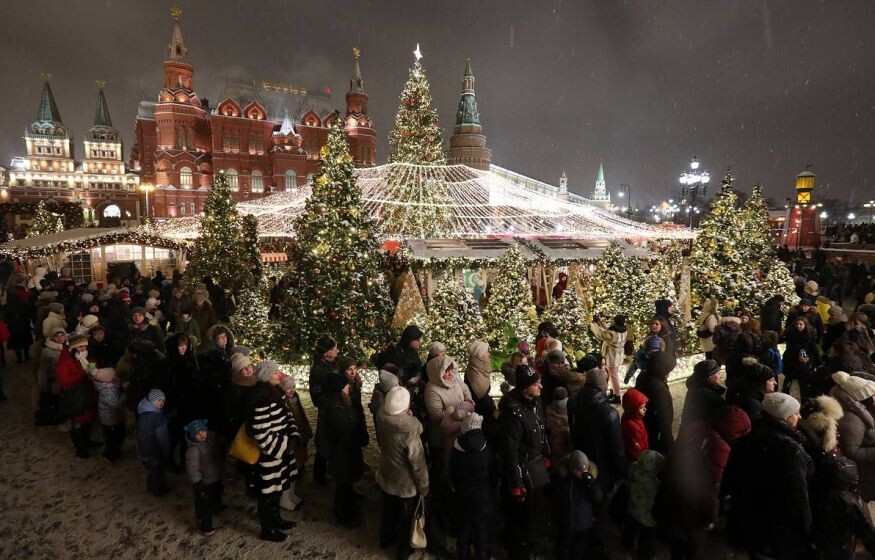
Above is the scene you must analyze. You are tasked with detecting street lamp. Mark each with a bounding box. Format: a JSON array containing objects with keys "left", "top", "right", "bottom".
[
  {"left": 617, "top": 184, "right": 631, "bottom": 215},
  {"left": 679, "top": 156, "right": 709, "bottom": 227},
  {"left": 139, "top": 182, "right": 155, "bottom": 221},
  {"left": 848, "top": 212, "right": 856, "bottom": 221}
]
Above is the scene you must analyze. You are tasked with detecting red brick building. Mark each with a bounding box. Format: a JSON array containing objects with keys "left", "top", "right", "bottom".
[{"left": 129, "top": 9, "right": 376, "bottom": 218}]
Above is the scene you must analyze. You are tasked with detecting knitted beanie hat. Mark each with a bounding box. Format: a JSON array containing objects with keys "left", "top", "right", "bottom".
[
  {"left": 384, "top": 386, "right": 411, "bottom": 415},
  {"left": 566, "top": 450, "right": 590, "bottom": 473},
  {"left": 81, "top": 315, "right": 100, "bottom": 330},
  {"left": 832, "top": 371, "right": 875, "bottom": 402},
  {"left": 461, "top": 412, "right": 483, "bottom": 434},
  {"left": 81, "top": 293, "right": 94, "bottom": 303},
  {"left": 230, "top": 352, "right": 252, "bottom": 375},
  {"left": 762, "top": 392, "right": 800, "bottom": 421},
  {"left": 315, "top": 335, "right": 337, "bottom": 356},
  {"left": 48, "top": 302, "right": 64, "bottom": 314},
  {"left": 147, "top": 388, "right": 166, "bottom": 404},
  {"left": 427, "top": 341, "right": 446, "bottom": 359},
  {"left": 254, "top": 360, "right": 280, "bottom": 383},
  {"left": 585, "top": 368, "right": 608, "bottom": 393},
  {"left": 515, "top": 365, "right": 539, "bottom": 391},
  {"left": 67, "top": 333, "right": 88, "bottom": 349},
  {"left": 184, "top": 419, "right": 208, "bottom": 439}
]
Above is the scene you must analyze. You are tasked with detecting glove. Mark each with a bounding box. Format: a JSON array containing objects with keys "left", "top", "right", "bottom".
[{"left": 511, "top": 487, "right": 527, "bottom": 503}]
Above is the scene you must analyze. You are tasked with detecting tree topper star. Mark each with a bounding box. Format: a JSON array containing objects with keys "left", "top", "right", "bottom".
[{"left": 413, "top": 43, "right": 423, "bottom": 62}]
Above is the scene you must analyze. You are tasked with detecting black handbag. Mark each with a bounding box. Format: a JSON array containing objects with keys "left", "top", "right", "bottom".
[
  {"left": 525, "top": 455, "right": 550, "bottom": 491},
  {"left": 57, "top": 383, "right": 88, "bottom": 418},
  {"left": 696, "top": 315, "right": 714, "bottom": 338}
]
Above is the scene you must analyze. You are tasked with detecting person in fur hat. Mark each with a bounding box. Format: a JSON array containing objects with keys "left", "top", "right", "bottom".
[
  {"left": 800, "top": 395, "right": 875, "bottom": 559},
  {"left": 830, "top": 371, "right": 875, "bottom": 499},
  {"left": 184, "top": 419, "right": 226, "bottom": 535}
]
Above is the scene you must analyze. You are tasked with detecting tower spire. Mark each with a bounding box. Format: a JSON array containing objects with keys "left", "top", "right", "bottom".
[
  {"left": 596, "top": 159, "right": 605, "bottom": 184},
  {"left": 168, "top": 5, "right": 187, "bottom": 61},
  {"left": 455, "top": 58, "right": 480, "bottom": 126},
  {"left": 349, "top": 46, "right": 364, "bottom": 94},
  {"left": 37, "top": 76, "right": 62, "bottom": 123},
  {"left": 93, "top": 80, "right": 112, "bottom": 127},
  {"left": 446, "top": 59, "right": 491, "bottom": 170}
]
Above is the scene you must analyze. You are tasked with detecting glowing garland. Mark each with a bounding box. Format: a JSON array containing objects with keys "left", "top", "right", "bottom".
[{"left": 1, "top": 230, "right": 187, "bottom": 259}]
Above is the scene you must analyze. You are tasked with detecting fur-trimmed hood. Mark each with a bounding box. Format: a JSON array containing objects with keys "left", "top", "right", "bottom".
[{"left": 799, "top": 395, "right": 844, "bottom": 454}]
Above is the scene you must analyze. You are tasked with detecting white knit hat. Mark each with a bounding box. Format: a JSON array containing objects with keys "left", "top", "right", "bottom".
[
  {"left": 384, "top": 386, "right": 411, "bottom": 416},
  {"left": 762, "top": 392, "right": 801, "bottom": 420},
  {"left": 468, "top": 339, "right": 489, "bottom": 359},
  {"left": 461, "top": 412, "right": 483, "bottom": 434},
  {"left": 832, "top": 371, "right": 875, "bottom": 402},
  {"left": 81, "top": 315, "right": 100, "bottom": 330}
]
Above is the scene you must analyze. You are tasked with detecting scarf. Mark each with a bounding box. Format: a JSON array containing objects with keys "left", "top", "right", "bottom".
[{"left": 466, "top": 355, "right": 493, "bottom": 400}]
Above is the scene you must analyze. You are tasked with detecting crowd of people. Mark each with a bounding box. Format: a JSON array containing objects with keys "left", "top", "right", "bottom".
[
  {"left": 2, "top": 254, "right": 875, "bottom": 559},
  {"left": 824, "top": 223, "right": 875, "bottom": 246}
]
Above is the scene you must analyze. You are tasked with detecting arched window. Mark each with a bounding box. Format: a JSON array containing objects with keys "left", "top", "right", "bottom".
[
  {"left": 251, "top": 170, "right": 264, "bottom": 193},
  {"left": 179, "top": 166, "right": 193, "bottom": 189},
  {"left": 225, "top": 169, "right": 238, "bottom": 191},
  {"left": 306, "top": 173, "right": 314, "bottom": 186},
  {"left": 284, "top": 169, "right": 297, "bottom": 189},
  {"left": 178, "top": 203, "right": 186, "bottom": 216}
]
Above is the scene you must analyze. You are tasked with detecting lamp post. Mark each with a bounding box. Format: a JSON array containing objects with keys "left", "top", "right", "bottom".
[
  {"left": 617, "top": 184, "right": 631, "bottom": 215},
  {"left": 139, "top": 183, "right": 155, "bottom": 222},
  {"left": 679, "top": 156, "right": 710, "bottom": 227}
]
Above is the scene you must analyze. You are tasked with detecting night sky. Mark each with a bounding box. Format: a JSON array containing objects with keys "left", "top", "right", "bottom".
[{"left": 2, "top": 0, "right": 874, "bottom": 205}]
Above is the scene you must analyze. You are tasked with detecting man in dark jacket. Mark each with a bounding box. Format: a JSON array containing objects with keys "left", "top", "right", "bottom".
[
  {"left": 726, "top": 392, "right": 813, "bottom": 558},
  {"left": 725, "top": 361, "right": 777, "bottom": 422},
  {"left": 449, "top": 413, "right": 492, "bottom": 560},
  {"left": 680, "top": 359, "right": 726, "bottom": 426},
  {"left": 635, "top": 351, "right": 677, "bottom": 453},
  {"left": 570, "top": 368, "right": 627, "bottom": 492},
  {"left": 309, "top": 335, "right": 338, "bottom": 485},
  {"left": 760, "top": 295, "right": 785, "bottom": 335},
  {"left": 379, "top": 324, "right": 424, "bottom": 383},
  {"left": 497, "top": 365, "right": 549, "bottom": 560}
]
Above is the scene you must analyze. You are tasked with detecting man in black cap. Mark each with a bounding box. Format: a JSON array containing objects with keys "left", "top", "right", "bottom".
[
  {"left": 309, "top": 335, "right": 338, "bottom": 485},
  {"left": 497, "top": 365, "right": 549, "bottom": 560},
  {"left": 680, "top": 359, "right": 726, "bottom": 426}
]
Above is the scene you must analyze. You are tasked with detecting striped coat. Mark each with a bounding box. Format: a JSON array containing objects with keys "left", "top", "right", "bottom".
[{"left": 247, "top": 384, "right": 300, "bottom": 495}]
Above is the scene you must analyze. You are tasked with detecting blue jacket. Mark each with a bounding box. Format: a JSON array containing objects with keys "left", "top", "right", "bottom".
[
  {"left": 553, "top": 472, "right": 603, "bottom": 532},
  {"left": 136, "top": 398, "right": 170, "bottom": 460}
]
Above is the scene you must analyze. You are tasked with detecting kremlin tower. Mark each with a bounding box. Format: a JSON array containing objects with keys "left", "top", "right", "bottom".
[{"left": 446, "top": 59, "right": 491, "bottom": 170}]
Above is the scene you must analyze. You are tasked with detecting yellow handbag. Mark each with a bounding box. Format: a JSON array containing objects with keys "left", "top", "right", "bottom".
[{"left": 229, "top": 425, "right": 260, "bottom": 465}]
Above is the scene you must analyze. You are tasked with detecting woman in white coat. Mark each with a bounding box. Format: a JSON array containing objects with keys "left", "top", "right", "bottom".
[{"left": 590, "top": 314, "right": 628, "bottom": 402}]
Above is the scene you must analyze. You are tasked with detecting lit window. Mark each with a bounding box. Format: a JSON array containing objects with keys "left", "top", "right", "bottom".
[
  {"left": 190, "top": 202, "right": 196, "bottom": 214},
  {"left": 178, "top": 203, "right": 186, "bottom": 216},
  {"left": 180, "top": 167, "right": 193, "bottom": 189},
  {"left": 251, "top": 170, "right": 263, "bottom": 193},
  {"left": 226, "top": 169, "right": 238, "bottom": 191},
  {"left": 284, "top": 169, "right": 297, "bottom": 189}
]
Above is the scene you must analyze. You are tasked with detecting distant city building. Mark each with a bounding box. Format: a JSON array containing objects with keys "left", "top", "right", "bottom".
[
  {"left": 780, "top": 167, "right": 822, "bottom": 248},
  {"left": 446, "top": 59, "right": 492, "bottom": 170},
  {"left": 7, "top": 80, "right": 141, "bottom": 226},
  {"left": 129, "top": 8, "right": 376, "bottom": 217}
]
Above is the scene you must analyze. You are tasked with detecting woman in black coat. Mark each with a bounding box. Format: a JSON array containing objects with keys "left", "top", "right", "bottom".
[
  {"left": 5, "top": 290, "right": 32, "bottom": 363},
  {"left": 321, "top": 372, "right": 366, "bottom": 528},
  {"left": 635, "top": 351, "right": 677, "bottom": 453},
  {"left": 449, "top": 414, "right": 494, "bottom": 560},
  {"left": 782, "top": 316, "right": 821, "bottom": 400},
  {"left": 760, "top": 295, "right": 785, "bottom": 335}
]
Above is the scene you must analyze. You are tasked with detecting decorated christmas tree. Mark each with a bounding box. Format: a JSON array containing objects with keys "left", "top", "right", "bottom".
[
  {"left": 387, "top": 45, "right": 446, "bottom": 166},
  {"left": 282, "top": 115, "right": 394, "bottom": 362},
  {"left": 232, "top": 284, "right": 272, "bottom": 358},
  {"left": 588, "top": 242, "right": 653, "bottom": 339},
  {"left": 28, "top": 200, "right": 64, "bottom": 237},
  {"left": 482, "top": 243, "right": 536, "bottom": 351},
  {"left": 240, "top": 213, "right": 263, "bottom": 282},
  {"left": 760, "top": 258, "right": 800, "bottom": 307},
  {"left": 739, "top": 183, "right": 775, "bottom": 271},
  {"left": 186, "top": 172, "right": 245, "bottom": 291},
  {"left": 427, "top": 272, "right": 486, "bottom": 359},
  {"left": 381, "top": 45, "right": 454, "bottom": 238},
  {"left": 689, "top": 171, "right": 756, "bottom": 307},
  {"left": 541, "top": 287, "right": 592, "bottom": 357}
]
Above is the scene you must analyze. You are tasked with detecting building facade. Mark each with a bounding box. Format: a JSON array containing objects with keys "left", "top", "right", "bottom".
[
  {"left": 7, "top": 80, "right": 141, "bottom": 227},
  {"left": 129, "top": 9, "right": 376, "bottom": 218}
]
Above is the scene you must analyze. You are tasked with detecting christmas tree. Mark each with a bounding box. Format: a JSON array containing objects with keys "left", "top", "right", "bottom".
[
  {"left": 739, "top": 183, "right": 775, "bottom": 271},
  {"left": 186, "top": 172, "right": 245, "bottom": 291},
  {"left": 381, "top": 48, "right": 453, "bottom": 238},
  {"left": 282, "top": 115, "right": 394, "bottom": 362},
  {"left": 28, "top": 200, "right": 64, "bottom": 237},
  {"left": 427, "top": 272, "right": 486, "bottom": 359},
  {"left": 232, "top": 284, "right": 273, "bottom": 357},
  {"left": 588, "top": 242, "right": 653, "bottom": 339},
  {"left": 689, "top": 171, "right": 755, "bottom": 307},
  {"left": 387, "top": 46, "right": 446, "bottom": 166},
  {"left": 541, "top": 287, "right": 592, "bottom": 357},
  {"left": 760, "top": 258, "right": 801, "bottom": 307},
  {"left": 482, "top": 243, "right": 536, "bottom": 351},
  {"left": 239, "top": 213, "right": 263, "bottom": 282}
]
